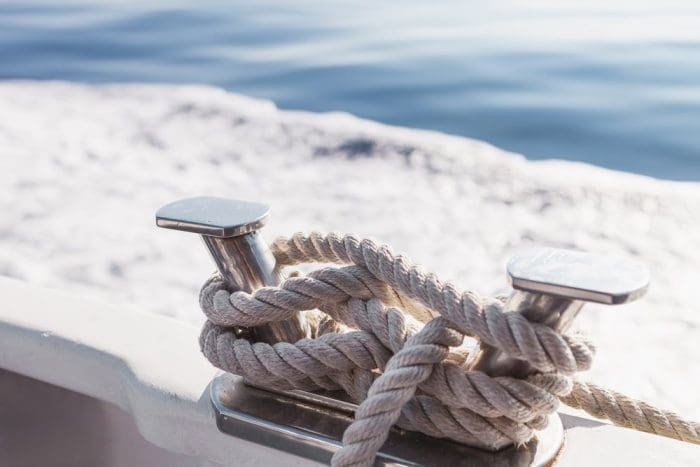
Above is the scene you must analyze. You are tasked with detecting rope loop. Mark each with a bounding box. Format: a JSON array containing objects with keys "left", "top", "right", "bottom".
[{"left": 197, "top": 232, "right": 699, "bottom": 466}]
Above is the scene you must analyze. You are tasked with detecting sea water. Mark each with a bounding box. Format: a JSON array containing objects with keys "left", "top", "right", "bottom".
[{"left": 1, "top": 0, "right": 699, "bottom": 180}]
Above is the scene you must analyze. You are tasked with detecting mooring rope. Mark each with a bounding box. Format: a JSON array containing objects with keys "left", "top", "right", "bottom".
[{"left": 198, "top": 232, "right": 699, "bottom": 466}]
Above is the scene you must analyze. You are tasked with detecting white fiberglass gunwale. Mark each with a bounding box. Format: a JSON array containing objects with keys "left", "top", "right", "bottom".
[
  {"left": 0, "top": 277, "right": 697, "bottom": 466},
  {"left": 0, "top": 276, "right": 314, "bottom": 466}
]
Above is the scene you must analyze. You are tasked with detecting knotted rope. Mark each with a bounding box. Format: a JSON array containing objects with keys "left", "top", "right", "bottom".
[{"left": 199, "top": 232, "right": 699, "bottom": 466}]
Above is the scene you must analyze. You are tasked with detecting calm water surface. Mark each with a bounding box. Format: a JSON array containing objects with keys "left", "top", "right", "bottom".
[{"left": 1, "top": 0, "right": 700, "bottom": 180}]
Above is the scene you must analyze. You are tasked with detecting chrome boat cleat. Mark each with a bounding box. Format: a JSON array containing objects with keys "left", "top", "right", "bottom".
[{"left": 156, "top": 197, "right": 651, "bottom": 466}]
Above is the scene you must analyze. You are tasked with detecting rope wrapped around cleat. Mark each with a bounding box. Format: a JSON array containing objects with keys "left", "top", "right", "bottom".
[{"left": 198, "top": 232, "right": 699, "bottom": 466}]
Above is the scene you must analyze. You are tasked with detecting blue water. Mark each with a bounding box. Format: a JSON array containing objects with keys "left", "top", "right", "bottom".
[{"left": 2, "top": 1, "right": 700, "bottom": 180}]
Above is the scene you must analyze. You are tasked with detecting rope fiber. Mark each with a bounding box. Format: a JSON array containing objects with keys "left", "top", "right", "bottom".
[{"left": 198, "top": 232, "right": 699, "bottom": 466}]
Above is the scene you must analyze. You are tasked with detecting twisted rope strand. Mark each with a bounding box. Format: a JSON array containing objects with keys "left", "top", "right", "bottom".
[
  {"left": 332, "top": 318, "right": 462, "bottom": 467},
  {"left": 563, "top": 380, "right": 700, "bottom": 443},
  {"left": 273, "top": 233, "right": 593, "bottom": 374}
]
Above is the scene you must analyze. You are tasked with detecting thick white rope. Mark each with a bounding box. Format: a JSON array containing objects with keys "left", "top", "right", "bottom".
[{"left": 198, "top": 232, "right": 699, "bottom": 466}]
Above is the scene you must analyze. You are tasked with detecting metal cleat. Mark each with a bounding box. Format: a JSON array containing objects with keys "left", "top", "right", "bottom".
[
  {"left": 156, "top": 197, "right": 651, "bottom": 466},
  {"left": 467, "top": 247, "right": 650, "bottom": 378},
  {"left": 464, "top": 247, "right": 650, "bottom": 458},
  {"left": 156, "top": 196, "right": 310, "bottom": 344}
]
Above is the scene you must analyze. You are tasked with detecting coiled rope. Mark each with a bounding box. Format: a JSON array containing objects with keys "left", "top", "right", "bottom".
[{"left": 198, "top": 232, "right": 699, "bottom": 466}]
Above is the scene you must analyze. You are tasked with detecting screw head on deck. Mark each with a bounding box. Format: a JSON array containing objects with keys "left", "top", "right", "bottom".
[
  {"left": 507, "top": 248, "right": 650, "bottom": 305},
  {"left": 156, "top": 196, "right": 270, "bottom": 238}
]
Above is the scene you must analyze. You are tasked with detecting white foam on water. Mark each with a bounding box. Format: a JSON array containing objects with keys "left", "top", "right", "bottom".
[{"left": 1, "top": 81, "right": 698, "bottom": 418}]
